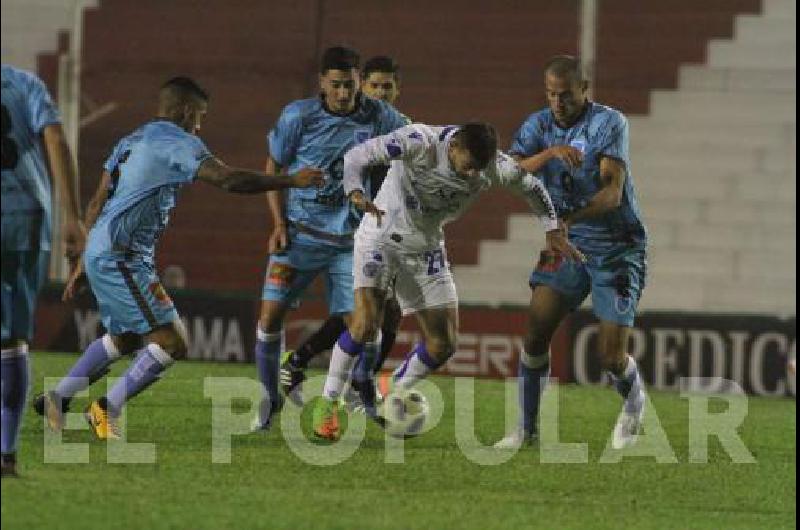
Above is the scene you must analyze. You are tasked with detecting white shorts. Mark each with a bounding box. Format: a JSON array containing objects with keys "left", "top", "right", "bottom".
[{"left": 353, "top": 237, "right": 458, "bottom": 315}]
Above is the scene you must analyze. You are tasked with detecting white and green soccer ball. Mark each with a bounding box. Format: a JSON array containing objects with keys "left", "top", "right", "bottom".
[{"left": 383, "top": 389, "right": 430, "bottom": 438}]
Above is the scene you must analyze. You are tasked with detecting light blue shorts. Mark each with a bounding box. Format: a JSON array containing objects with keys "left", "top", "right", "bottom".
[
  {"left": 529, "top": 245, "right": 647, "bottom": 327},
  {"left": 1, "top": 250, "right": 50, "bottom": 343},
  {"left": 261, "top": 238, "right": 354, "bottom": 316},
  {"left": 85, "top": 255, "right": 178, "bottom": 336}
]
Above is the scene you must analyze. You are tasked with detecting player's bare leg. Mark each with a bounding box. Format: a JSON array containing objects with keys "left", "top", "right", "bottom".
[
  {"left": 598, "top": 321, "right": 646, "bottom": 449},
  {"left": 496, "top": 285, "right": 571, "bottom": 449},
  {"left": 380, "top": 305, "right": 458, "bottom": 393}
]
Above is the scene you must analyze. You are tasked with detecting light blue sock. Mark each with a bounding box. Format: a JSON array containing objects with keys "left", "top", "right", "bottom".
[
  {"left": 55, "top": 335, "right": 121, "bottom": 401},
  {"left": 106, "top": 344, "right": 173, "bottom": 416},
  {"left": 1, "top": 346, "right": 29, "bottom": 455},
  {"left": 519, "top": 351, "right": 549, "bottom": 436},
  {"left": 254, "top": 329, "right": 282, "bottom": 423}
]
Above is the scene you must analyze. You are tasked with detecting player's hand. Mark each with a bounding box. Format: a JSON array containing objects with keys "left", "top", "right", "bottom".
[
  {"left": 289, "top": 167, "right": 325, "bottom": 188},
  {"left": 268, "top": 223, "right": 289, "bottom": 254},
  {"left": 349, "top": 190, "right": 385, "bottom": 227},
  {"left": 62, "top": 217, "right": 87, "bottom": 262},
  {"left": 545, "top": 228, "right": 585, "bottom": 263},
  {"left": 62, "top": 260, "right": 87, "bottom": 302},
  {"left": 548, "top": 145, "right": 583, "bottom": 168}
]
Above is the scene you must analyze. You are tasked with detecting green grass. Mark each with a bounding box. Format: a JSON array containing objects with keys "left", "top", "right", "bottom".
[{"left": 2, "top": 352, "right": 796, "bottom": 530}]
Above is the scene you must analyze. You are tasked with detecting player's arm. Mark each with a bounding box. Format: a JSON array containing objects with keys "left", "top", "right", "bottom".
[
  {"left": 265, "top": 156, "right": 289, "bottom": 253},
  {"left": 562, "top": 156, "right": 625, "bottom": 227},
  {"left": 494, "top": 152, "right": 585, "bottom": 262},
  {"left": 195, "top": 156, "right": 322, "bottom": 193},
  {"left": 42, "top": 122, "right": 86, "bottom": 259},
  {"left": 62, "top": 170, "right": 112, "bottom": 301},
  {"left": 514, "top": 145, "right": 583, "bottom": 173},
  {"left": 343, "top": 126, "right": 423, "bottom": 223}
]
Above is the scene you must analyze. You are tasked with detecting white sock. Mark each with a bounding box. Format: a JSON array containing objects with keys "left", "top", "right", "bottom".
[{"left": 323, "top": 342, "right": 359, "bottom": 400}]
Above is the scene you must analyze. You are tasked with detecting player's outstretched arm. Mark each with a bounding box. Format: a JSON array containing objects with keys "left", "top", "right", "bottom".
[
  {"left": 42, "top": 123, "right": 86, "bottom": 260},
  {"left": 196, "top": 157, "right": 323, "bottom": 193}
]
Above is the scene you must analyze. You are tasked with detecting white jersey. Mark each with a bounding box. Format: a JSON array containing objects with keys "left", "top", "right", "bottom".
[{"left": 343, "top": 124, "right": 558, "bottom": 251}]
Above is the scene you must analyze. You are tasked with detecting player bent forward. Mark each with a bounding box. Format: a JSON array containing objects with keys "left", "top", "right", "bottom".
[
  {"left": 311, "top": 122, "right": 583, "bottom": 440},
  {"left": 35, "top": 77, "right": 322, "bottom": 440}
]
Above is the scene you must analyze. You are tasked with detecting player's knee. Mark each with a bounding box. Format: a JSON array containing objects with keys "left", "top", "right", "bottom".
[
  {"left": 426, "top": 337, "right": 456, "bottom": 363},
  {"left": 348, "top": 315, "right": 379, "bottom": 344}
]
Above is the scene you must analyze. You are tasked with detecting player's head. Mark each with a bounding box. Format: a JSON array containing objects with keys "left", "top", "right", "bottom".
[
  {"left": 448, "top": 122, "right": 497, "bottom": 178},
  {"left": 158, "top": 76, "right": 209, "bottom": 134},
  {"left": 319, "top": 46, "right": 361, "bottom": 115},
  {"left": 361, "top": 55, "right": 400, "bottom": 104},
  {"left": 543, "top": 55, "right": 588, "bottom": 128}
]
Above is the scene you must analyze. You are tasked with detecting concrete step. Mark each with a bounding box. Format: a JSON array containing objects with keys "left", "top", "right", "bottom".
[
  {"left": 678, "top": 65, "right": 796, "bottom": 93},
  {"left": 675, "top": 224, "right": 795, "bottom": 252},
  {"left": 762, "top": 0, "right": 797, "bottom": 19},
  {"left": 650, "top": 91, "right": 796, "bottom": 121},
  {"left": 708, "top": 41, "right": 797, "bottom": 69},
  {"left": 628, "top": 119, "right": 796, "bottom": 145},
  {"left": 737, "top": 176, "right": 796, "bottom": 201},
  {"left": 704, "top": 202, "right": 796, "bottom": 227},
  {"left": 735, "top": 15, "right": 796, "bottom": 44}
]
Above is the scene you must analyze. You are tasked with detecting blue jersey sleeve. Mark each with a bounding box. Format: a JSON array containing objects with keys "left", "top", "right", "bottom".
[
  {"left": 170, "top": 134, "right": 212, "bottom": 182},
  {"left": 22, "top": 71, "right": 60, "bottom": 134},
  {"left": 378, "top": 103, "right": 411, "bottom": 135},
  {"left": 509, "top": 115, "right": 544, "bottom": 157},
  {"left": 267, "top": 103, "right": 303, "bottom": 167},
  {"left": 595, "top": 111, "right": 629, "bottom": 164}
]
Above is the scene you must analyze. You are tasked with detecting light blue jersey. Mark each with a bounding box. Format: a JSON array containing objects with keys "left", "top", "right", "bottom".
[
  {"left": 268, "top": 94, "right": 408, "bottom": 246},
  {"left": 1, "top": 65, "right": 61, "bottom": 251},
  {"left": 85, "top": 120, "right": 212, "bottom": 264},
  {"left": 510, "top": 102, "right": 647, "bottom": 255}
]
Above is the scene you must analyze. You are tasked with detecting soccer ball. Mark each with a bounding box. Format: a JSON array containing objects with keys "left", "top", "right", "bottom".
[{"left": 383, "top": 389, "right": 429, "bottom": 438}]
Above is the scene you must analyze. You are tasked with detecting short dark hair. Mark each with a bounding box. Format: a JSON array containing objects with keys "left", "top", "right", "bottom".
[
  {"left": 320, "top": 46, "right": 360, "bottom": 74},
  {"left": 544, "top": 55, "right": 584, "bottom": 83},
  {"left": 362, "top": 55, "right": 400, "bottom": 81},
  {"left": 160, "top": 76, "right": 209, "bottom": 102},
  {"left": 453, "top": 122, "right": 497, "bottom": 169}
]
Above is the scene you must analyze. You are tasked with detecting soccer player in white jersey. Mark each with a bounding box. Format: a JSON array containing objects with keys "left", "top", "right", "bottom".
[{"left": 311, "top": 122, "right": 584, "bottom": 440}]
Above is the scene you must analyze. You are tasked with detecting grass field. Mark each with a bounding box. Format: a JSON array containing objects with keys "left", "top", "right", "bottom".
[{"left": 2, "top": 352, "right": 796, "bottom": 530}]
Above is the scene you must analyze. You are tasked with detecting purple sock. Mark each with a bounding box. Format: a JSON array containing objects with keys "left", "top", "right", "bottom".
[
  {"left": 106, "top": 345, "right": 172, "bottom": 416},
  {"left": 1, "top": 349, "right": 29, "bottom": 455},
  {"left": 393, "top": 342, "right": 443, "bottom": 389},
  {"left": 55, "top": 336, "right": 121, "bottom": 401}
]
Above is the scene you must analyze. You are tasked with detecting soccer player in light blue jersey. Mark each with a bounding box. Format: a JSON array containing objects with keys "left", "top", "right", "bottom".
[
  {"left": 279, "top": 55, "right": 408, "bottom": 413},
  {"left": 1, "top": 65, "right": 85, "bottom": 477},
  {"left": 495, "top": 56, "right": 649, "bottom": 450},
  {"left": 36, "top": 77, "right": 322, "bottom": 440},
  {"left": 252, "top": 47, "right": 408, "bottom": 431}
]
